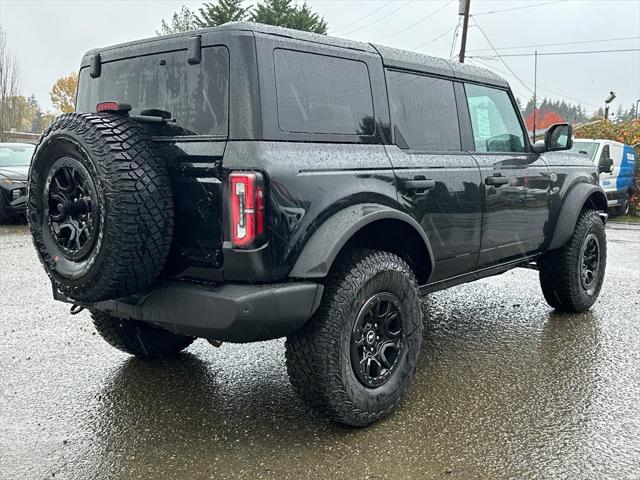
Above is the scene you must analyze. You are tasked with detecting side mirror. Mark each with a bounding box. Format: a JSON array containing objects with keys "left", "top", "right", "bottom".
[
  {"left": 533, "top": 123, "right": 573, "bottom": 153},
  {"left": 598, "top": 157, "right": 614, "bottom": 174},
  {"left": 546, "top": 123, "right": 573, "bottom": 151}
]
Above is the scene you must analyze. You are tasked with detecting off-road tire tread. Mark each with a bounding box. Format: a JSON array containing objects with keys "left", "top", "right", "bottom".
[
  {"left": 29, "top": 113, "right": 173, "bottom": 302},
  {"left": 285, "top": 249, "right": 422, "bottom": 426},
  {"left": 539, "top": 209, "right": 606, "bottom": 313},
  {"left": 91, "top": 311, "right": 194, "bottom": 359}
]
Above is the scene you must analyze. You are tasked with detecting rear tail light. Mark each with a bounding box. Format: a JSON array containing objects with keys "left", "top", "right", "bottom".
[
  {"left": 96, "top": 101, "right": 131, "bottom": 114},
  {"left": 229, "top": 172, "right": 265, "bottom": 248}
]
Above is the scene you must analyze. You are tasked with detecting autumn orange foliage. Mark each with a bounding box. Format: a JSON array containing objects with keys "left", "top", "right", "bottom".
[
  {"left": 50, "top": 73, "right": 78, "bottom": 114},
  {"left": 524, "top": 109, "right": 566, "bottom": 131}
]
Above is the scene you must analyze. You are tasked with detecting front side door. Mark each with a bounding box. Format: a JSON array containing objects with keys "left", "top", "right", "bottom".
[
  {"left": 462, "top": 83, "right": 550, "bottom": 266},
  {"left": 384, "top": 69, "right": 483, "bottom": 282},
  {"left": 597, "top": 143, "right": 616, "bottom": 200}
]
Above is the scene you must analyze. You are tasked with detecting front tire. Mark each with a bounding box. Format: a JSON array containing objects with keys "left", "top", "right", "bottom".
[
  {"left": 285, "top": 249, "right": 423, "bottom": 427},
  {"left": 92, "top": 311, "right": 195, "bottom": 359},
  {"left": 619, "top": 194, "right": 630, "bottom": 216},
  {"left": 539, "top": 209, "right": 606, "bottom": 313}
]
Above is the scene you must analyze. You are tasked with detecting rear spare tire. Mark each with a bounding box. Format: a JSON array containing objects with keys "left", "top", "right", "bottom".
[{"left": 28, "top": 113, "right": 173, "bottom": 303}]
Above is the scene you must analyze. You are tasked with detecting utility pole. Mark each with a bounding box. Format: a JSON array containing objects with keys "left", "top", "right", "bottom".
[
  {"left": 458, "top": 0, "right": 471, "bottom": 63},
  {"left": 533, "top": 50, "right": 538, "bottom": 143}
]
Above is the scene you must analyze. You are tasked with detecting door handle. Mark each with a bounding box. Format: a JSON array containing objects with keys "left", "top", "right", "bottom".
[
  {"left": 485, "top": 175, "right": 509, "bottom": 186},
  {"left": 405, "top": 179, "right": 436, "bottom": 190}
]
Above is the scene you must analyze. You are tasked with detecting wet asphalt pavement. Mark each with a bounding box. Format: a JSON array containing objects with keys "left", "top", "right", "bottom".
[{"left": 1, "top": 222, "right": 639, "bottom": 480}]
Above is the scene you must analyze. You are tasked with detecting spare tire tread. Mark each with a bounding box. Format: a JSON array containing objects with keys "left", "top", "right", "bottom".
[{"left": 29, "top": 112, "right": 174, "bottom": 303}]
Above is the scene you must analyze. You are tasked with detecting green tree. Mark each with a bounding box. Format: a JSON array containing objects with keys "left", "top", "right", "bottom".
[
  {"left": 250, "top": 0, "right": 327, "bottom": 33},
  {"left": 157, "top": 5, "right": 199, "bottom": 35},
  {"left": 27, "top": 95, "right": 43, "bottom": 133},
  {"left": 25, "top": 95, "right": 54, "bottom": 134},
  {"left": 287, "top": 2, "right": 327, "bottom": 33},
  {"left": 196, "top": 0, "right": 251, "bottom": 28},
  {"left": 158, "top": 0, "right": 327, "bottom": 35}
]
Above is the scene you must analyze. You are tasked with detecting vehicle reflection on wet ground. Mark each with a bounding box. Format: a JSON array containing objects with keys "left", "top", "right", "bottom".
[{"left": 1, "top": 222, "right": 638, "bottom": 479}]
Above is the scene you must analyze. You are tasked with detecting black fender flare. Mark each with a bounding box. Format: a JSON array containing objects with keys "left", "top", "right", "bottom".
[
  {"left": 548, "top": 183, "right": 608, "bottom": 251},
  {"left": 289, "top": 203, "right": 435, "bottom": 279}
]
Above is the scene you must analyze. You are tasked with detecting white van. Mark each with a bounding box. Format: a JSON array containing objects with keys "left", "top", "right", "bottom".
[{"left": 569, "top": 139, "right": 637, "bottom": 215}]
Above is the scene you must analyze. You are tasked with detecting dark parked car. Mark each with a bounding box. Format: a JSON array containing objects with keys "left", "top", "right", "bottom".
[
  {"left": 28, "top": 22, "right": 608, "bottom": 427},
  {"left": 0, "top": 143, "right": 34, "bottom": 223}
]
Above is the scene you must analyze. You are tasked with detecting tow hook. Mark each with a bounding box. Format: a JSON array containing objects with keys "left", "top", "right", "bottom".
[
  {"left": 70, "top": 304, "right": 85, "bottom": 315},
  {"left": 207, "top": 339, "right": 223, "bottom": 348}
]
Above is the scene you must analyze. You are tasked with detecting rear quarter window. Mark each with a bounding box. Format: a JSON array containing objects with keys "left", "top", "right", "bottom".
[
  {"left": 273, "top": 49, "right": 375, "bottom": 136},
  {"left": 386, "top": 70, "right": 461, "bottom": 151},
  {"left": 76, "top": 46, "right": 229, "bottom": 137}
]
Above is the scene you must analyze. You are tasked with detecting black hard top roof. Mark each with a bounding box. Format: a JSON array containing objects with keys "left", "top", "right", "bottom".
[{"left": 82, "top": 21, "right": 508, "bottom": 88}]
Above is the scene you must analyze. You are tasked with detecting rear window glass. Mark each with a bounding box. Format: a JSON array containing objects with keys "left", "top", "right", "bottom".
[
  {"left": 76, "top": 46, "right": 229, "bottom": 137},
  {"left": 386, "top": 70, "right": 460, "bottom": 151},
  {"left": 274, "top": 49, "right": 374, "bottom": 136}
]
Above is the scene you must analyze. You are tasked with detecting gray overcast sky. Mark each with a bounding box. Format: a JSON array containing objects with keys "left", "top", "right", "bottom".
[{"left": 1, "top": 0, "right": 639, "bottom": 115}]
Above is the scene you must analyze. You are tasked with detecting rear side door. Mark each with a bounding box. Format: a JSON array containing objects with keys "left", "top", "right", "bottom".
[
  {"left": 384, "top": 70, "right": 483, "bottom": 282},
  {"left": 462, "top": 83, "right": 549, "bottom": 266}
]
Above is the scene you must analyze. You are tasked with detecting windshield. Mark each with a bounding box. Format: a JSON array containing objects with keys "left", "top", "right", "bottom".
[
  {"left": 0, "top": 144, "right": 35, "bottom": 167},
  {"left": 569, "top": 141, "right": 599, "bottom": 161},
  {"left": 76, "top": 46, "right": 229, "bottom": 137}
]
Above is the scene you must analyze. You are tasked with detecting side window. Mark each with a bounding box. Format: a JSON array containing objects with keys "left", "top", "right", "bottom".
[
  {"left": 599, "top": 144, "right": 611, "bottom": 165},
  {"left": 465, "top": 83, "right": 526, "bottom": 153},
  {"left": 274, "top": 49, "right": 374, "bottom": 136},
  {"left": 386, "top": 70, "right": 461, "bottom": 151}
]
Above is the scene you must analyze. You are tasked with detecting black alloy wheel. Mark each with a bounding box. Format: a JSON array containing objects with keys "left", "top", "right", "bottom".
[
  {"left": 579, "top": 233, "right": 600, "bottom": 293},
  {"left": 350, "top": 292, "right": 405, "bottom": 388},
  {"left": 44, "top": 157, "right": 99, "bottom": 260}
]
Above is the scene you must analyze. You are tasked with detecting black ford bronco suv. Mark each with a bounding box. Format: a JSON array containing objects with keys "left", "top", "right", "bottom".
[{"left": 28, "top": 22, "right": 609, "bottom": 427}]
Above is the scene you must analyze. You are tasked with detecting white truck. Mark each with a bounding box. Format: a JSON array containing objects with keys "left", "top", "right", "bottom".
[{"left": 570, "top": 139, "right": 637, "bottom": 215}]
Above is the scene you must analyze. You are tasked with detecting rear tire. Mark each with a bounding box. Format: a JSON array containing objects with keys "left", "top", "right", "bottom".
[
  {"left": 285, "top": 249, "right": 423, "bottom": 427},
  {"left": 539, "top": 209, "right": 606, "bottom": 313},
  {"left": 92, "top": 311, "right": 195, "bottom": 359}
]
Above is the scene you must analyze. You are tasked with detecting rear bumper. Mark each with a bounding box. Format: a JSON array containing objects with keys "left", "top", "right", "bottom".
[{"left": 55, "top": 281, "right": 324, "bottom": 342}]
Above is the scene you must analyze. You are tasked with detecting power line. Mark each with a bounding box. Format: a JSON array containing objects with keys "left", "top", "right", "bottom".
[
  {"left": 469, "top": 48, "right": 640, "bottom": 58},
  {"left": 412, "top": 25, "right": 457, "bottom": 50},
  {"left": 471, "top": 18, "right": 534, "bottom": 95},
  {"left": 339, "top": 1, "right": 414, "bottom": 36},
  {"left": 467, "top": 35, "right": 640, "bottom": 53},
  {"left": 470, "top": 58, "right": 600, "bottom": 110},
  {"left": 449, "top": 18, "right": 462, "bottom": 60},
  {"left": 472, "top": 0, "right": 566, "bottom": 16},
  {"left": 374, "top": 0, "right": 454, "bottom": 42},
  {"left": 329, "top": 0, "right": 395, "bottom": 35}
]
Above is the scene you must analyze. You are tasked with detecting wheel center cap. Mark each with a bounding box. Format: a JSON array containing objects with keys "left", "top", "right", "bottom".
[{"left": 366, "top": 330, "right": 376, "bottom": 345}]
